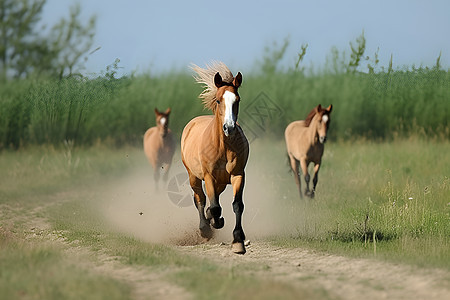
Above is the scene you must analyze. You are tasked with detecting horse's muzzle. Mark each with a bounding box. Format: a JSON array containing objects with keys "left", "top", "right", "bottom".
[
  {"left": 223, "top": 123, "right": 235, "bottom": 136},
  {"left": 319, "top": 136, "right": 327, "bottom": 144}
]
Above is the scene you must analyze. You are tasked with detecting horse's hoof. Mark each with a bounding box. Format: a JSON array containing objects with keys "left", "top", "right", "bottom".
[
  {"left": 211, "top": 217, "right": 224, "bottom": 229},
  {"left": 199, "top": 225, "right": 213, "bottom": 239},
  {"left": 231, "top": 242, "right": 246, "bottom": 254}
]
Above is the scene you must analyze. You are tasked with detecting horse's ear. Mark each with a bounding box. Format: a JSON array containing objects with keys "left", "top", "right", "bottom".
[
  {"left": 165, "top": 107, "right": 171, "bottom": 115},
  {"left": 316, "top": 104, "right": 322, "bottom": 112},
  {"left": 233, "top": 72, "right": 242, "bottom": 88},
  {"left": 154, "top": 108, "right": 160, "bottom": 115},
  {"left": 327, "top": 104, "right": 333, "bottom": 113},
  {"left": 214, "top": 72, "right": 223, "bottom": 88}
]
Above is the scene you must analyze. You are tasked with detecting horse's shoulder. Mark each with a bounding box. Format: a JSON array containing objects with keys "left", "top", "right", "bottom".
[{"left": 144, "top": 126, "right": 157, "bottom": 139}]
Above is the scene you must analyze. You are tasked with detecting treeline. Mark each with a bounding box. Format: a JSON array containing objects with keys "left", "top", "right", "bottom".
[{"left": 1, "top": 65, "right": 448, "bottom": 150}]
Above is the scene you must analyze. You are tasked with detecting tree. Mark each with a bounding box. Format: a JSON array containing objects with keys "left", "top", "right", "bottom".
[
  {"left": 48, "top": 4, "right": 96, "bottom": 79},
  {"left": 0, "top": 0, "right": 46, "bottom": 78},
  {"left": 0, "top": 0, "right": 96, "bottom": 79}
]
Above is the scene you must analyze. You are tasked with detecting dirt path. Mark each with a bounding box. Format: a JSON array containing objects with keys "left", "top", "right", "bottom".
[
  {"left": 177, "top": 241, "right": 449, "bottom": 300},
  {"left": 2, "top": 199, "right": 192, "bottom": 300}
]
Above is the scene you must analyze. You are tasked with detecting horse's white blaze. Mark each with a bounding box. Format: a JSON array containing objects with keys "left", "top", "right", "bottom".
[
  {"left": 160, "top": 117, "right": 166, "bottom": 125},
  {"left": 223, "top": 90, "right": 237, "bottom": 126},
  {"left": 322, "top": 115, "right": 329, "bottom": 123}
]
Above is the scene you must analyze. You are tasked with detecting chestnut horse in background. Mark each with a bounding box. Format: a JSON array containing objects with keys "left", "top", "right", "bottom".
[
  {"left": 181, "top": 62, "right": 249, "bottom": 254},
  {"left": 143, "top": 108, "right": 175, "bottom": 186},
  {"left": 285, "top": 104, "right": 333, "bottom": 199}
]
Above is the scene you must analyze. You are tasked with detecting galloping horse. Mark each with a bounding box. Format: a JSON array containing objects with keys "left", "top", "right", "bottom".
[
  {"left": 285, "top": 104, "right": 333, "bottom": 198},
  {"left": 181, "top": 62, "right": 249, "bottom": 254},
  {"left": 143, "top": 108, "right": 175, "bottom": 186}
]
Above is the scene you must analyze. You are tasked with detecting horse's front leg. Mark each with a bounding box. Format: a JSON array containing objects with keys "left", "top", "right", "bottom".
[
  {"left": 311, "top": 163, "right": 321, "bottom": 198},
  {"left": 300, "top": 159, "right": 312, "bottom": 198},
  {"left": 189, "top": 173, "right": 212, "bottom": 239},
  {"left": 230, "top": 174, "right": 246, "bottom": 254},
  {"left": 153, "top": 163, "right": 161, "bottom": 191},
  {"left": 204, "top": 174, "right": 225, "bottom": 229},
  {"left": 162, "top": 161, "right": 172, "bottom": 183}
]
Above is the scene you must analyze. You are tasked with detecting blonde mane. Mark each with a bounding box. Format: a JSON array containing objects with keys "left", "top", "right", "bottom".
[{"left": 190, "top": 61, "right": 234, "bottom": 111}]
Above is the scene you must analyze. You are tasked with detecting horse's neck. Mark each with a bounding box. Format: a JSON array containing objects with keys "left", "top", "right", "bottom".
[
  {"left": 205, "top": 111, "right": 225, "bottom": 150},
  {"left": 157, "top": 127, "right": 169, "bottom": 144},
  {"left": 307, "top": 118, "right": 319, "bottom": 145},
  {"left": 213, "top": 112, "right": 224, "bottom": 145}
]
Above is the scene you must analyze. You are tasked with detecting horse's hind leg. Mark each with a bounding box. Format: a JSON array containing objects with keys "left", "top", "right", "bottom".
[
  {"left": 204, "top": 174, "right": 225, "bottom": 229},
  {"left": 230, "top": 174, "right": 246, "bottom": 254},
  {"left": 289, "top": 155, "right": 303, "bottom": 199},
  {"left": 189, "top": 174, "right": 212, "bottom": 239}
]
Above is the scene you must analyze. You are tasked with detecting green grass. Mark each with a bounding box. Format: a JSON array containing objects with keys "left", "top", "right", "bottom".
[
  {"left": 1, "top": 64, "right": 448, "bottom": 149},
  {"left": 257, "top": 138, "right": 450, "bottom": 270},
  {"left": 0, "top": 224, "right": 132, "bottom": 300}
]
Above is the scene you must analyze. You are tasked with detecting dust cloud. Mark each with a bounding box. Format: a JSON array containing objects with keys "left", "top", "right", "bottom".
[{"left": 99, "top": 142, "right": 295, "bottom": 246}]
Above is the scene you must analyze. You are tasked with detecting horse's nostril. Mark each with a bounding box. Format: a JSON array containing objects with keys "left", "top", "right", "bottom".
[{"left": 223, "top": 124, "right": 227, "bottom": 131}]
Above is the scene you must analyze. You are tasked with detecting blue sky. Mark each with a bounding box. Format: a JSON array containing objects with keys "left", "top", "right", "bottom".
[{"left": 42, "top": 0, "right": 450, "bottom": 76}]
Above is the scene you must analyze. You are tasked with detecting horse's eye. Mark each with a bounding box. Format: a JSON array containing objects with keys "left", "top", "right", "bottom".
[{"left": 216, "top": 100, "right": 220, "bottom": 104}]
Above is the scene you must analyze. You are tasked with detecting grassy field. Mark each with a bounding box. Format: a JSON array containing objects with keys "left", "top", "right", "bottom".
[
  {"left": 0, "top": 137, "right": 449, "bottom": 298},
  {"left": 253, "top": 138, "right": 450, "bottom": 269},
  {"left": 1, "top": 46, "right": 449, "bottom": 297}
]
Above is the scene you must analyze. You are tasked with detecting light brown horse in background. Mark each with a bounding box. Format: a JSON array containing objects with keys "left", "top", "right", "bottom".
[
  {"left": 143, "top": 108, "right": 175, "bottom": 186},
  {"left": 285, "top": 104, "right": 333, "bottom": 198},
  {"left": 181, "top": 62, "right": 249, "bottom": 254}
]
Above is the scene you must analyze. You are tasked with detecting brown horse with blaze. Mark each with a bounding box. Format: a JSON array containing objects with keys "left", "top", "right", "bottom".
[
  {"left": 143, "top": 107, "right": 175, "bottom": 186},
  {"left": 181, "top": 62, "right": 249, "bottom": 254},
  {"left": 285, "top": 104, "right": 333, "bottom": 199}
]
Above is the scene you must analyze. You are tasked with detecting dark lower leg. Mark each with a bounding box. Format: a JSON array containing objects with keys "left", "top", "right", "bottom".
[
  {"left": 311, "top": 164, "right": 320, "bottom": 198},
  {"left": 190, "top": 176, "right": 212, "bottom": 238},
  {"left": 232, "top": 198, "right": 245, "bottom": 243},
  {"left": 312, "top": 174, "right": 318, "bottom": 197},
  {"left": 304, "top": 173, "right": 311, "bottom": 196},
  {"left": 194, "top": 196, "right": 211, "bottom": 238},
  {"left": 205, "top": 176, "right": 224, "bottom": 229}
]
